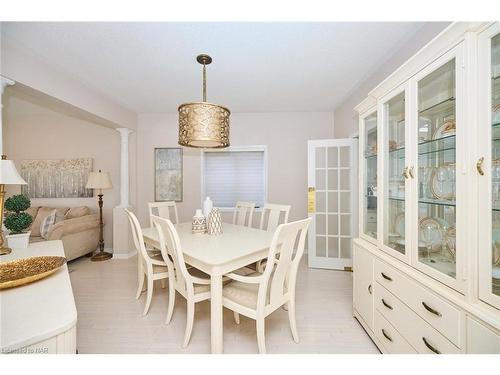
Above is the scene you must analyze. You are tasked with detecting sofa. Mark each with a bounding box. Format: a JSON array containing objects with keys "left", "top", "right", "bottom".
[{"left": 26, "top": 206, "right": 100, "bottom": 261}]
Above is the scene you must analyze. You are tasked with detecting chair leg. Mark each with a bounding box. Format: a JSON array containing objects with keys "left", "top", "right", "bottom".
[
  {"left": 288, "top": 298, "right": 299, "bottom": 343},
  {"left": 183, "top": 301, "right": 195, "bottom": 348},
  {"left": 165, "top": 278, "right": 175, "bottom": 325},
  {"left": 233, "top": 311, "right": 240, "bottom": 324},
  {"left": 256, "top": 318, "right": 266, "bottom": 354},
  {"left": 160, "top": 278, "right": 167, "bottom": 289},
  {"left": 143, "top": 276, "right": 153, "bottom": 316},
  {"left": 136, "top": 273, "right": 145, "bottom": 299}
]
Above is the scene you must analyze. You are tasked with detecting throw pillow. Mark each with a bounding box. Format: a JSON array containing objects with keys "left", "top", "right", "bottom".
[
  {"left": 65, "top": 206, "right": 91, "bottom": 219},
  {"left": 40, "top": 209, "right": 57, "bottom": 239}
]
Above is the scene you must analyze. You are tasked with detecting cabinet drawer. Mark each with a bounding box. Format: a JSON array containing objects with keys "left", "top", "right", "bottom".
[
  {"left": 375, "top": 259, "right": 462, "bottom": 346},
  {"left": 374, "top": 310, "right": 416, "bottom": 353},
  {"left": 374, "top": 282, "right": 460, "bottom": 354}
]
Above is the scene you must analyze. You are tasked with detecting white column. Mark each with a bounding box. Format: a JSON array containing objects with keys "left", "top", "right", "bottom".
[
  {"left": 113, "top": 127, "right": 135, "bottom": 258},
  {"left": 0, "top": 77, "right": 15, "bottom": 155},
  {"left": 116, "top": 127, "right": 133, "bottom": 207}
]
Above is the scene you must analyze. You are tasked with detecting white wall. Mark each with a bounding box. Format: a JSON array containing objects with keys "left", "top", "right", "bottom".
[
  {"left": 333, "top": 22, "right": 450, "bottom": 138},
  {"left": 136, "top": 112, "right": 335, "bottom": 226},
  {"left": 1, "top": 34, "right": 137, "bottom": 130}
]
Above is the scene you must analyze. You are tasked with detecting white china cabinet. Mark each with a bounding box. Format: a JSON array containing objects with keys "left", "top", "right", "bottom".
[{"left": 354, "top": 22, "right": 500, "bottom": 354}]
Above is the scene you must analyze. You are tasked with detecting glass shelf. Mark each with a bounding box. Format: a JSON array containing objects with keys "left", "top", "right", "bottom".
[
  {"left": 389, "top": 146, "right": 405, "bottom": 154},
  {"left": 419, "top": 97, "right": 455, "bottom": 117},
  {"left": 388, "top": 196, "right": 404, "bottom": 202},
  {"left": 390, "top": 196, "right": 456, "bottom": 207},
  {"left": 492, "top": 122, "right": 500, "bottom": 142},
  {"left": 418, "top": 134, "right": 456, "bottom": 156},
  {"left": 419, "top": 198, "right": 456, "bottom": 207},
  {"left": 364, "top": 153, "right": 377, "bottom": 159}
]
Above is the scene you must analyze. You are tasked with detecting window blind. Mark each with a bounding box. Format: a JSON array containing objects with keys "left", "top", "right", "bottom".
[{"left": 203, "top": 149, "right": 266, "bottom": 208}]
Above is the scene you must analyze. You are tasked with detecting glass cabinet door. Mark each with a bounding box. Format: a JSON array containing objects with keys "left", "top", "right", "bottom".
[
  {"left": 382, "top": 90, "right": 407, "bottom": 257},
  {"left": 362, "top": 111, "right": 378, "bottom": 241},
  {"left": 479, "top": 25, "right": 500, "bottom": 308},
  {"left": 490, "top": 31, "right": 500, "bottom": 304},
  {"left": 415, "top": 58, "right": 458, "bottom": 281}
]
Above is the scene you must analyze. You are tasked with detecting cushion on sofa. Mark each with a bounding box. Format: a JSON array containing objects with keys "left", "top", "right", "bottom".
[
  {"left": 40, "top": 209, "right": 57, "bottom": 239},
  {"left": 26, "top": 207, "right": 40, "bottom": 230},
  {"left": 65, "top": 206, "right": 91, "bottom": 219},
  {"left": 30, "top": 207, "right": 70, "bottom": 237}
]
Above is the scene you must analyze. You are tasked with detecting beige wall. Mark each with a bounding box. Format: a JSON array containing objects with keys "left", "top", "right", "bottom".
[
  {"left": 137, "top": 112, "right": 334, "bottom": 226},
  {"left": 333, "top": 22, "right": 450, "bottom": 139},
  {"left": 3, "top": 89, "right": 137, "bottom": 248}
]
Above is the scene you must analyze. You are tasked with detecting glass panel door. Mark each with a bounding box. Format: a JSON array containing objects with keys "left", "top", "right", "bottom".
[
  {"left": 416, "top": 59, "right": 457, "bottom": 279},
  {"left": 363, "top": 112, "right": 378, "bottom": 240},
  {"left": 383, "top": 91, "right": 407, "bottom": 256},
  {"left": 479, "top": 25, "right": 500, "bottom": 308},
  {"left": 491, "top": 32, "right": 500, "bottom": 301},
  {"left": 308, "top": 139, "right": 357, "bottom": 270}
]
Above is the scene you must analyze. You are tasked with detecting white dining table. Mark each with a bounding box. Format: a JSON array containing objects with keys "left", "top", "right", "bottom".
[{"left": 142, "top": 222, "right": 274, "bottom": 354}]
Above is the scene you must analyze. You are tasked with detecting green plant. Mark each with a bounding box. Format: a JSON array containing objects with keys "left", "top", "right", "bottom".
[{"left": 4, "top": 194, "right": 32, "bottom": 234}]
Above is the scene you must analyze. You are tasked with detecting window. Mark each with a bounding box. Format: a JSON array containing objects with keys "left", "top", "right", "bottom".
[{"left": 202, "top": 146, "right": 267, "bottom": 209}]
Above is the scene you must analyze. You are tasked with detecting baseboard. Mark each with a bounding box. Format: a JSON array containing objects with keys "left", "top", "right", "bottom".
[{"left": 112, "top": 249, "right": 137, "bottom": 259}]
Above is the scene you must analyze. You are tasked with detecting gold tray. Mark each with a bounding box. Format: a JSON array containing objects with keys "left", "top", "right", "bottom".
[{"left": 0, "top": 256, "right": 67, "bottom": 290}]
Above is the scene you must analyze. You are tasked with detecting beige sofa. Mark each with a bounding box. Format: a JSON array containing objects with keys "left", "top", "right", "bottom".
[{"left": 27, "top": 206, "right": 100, "bottom": 261}]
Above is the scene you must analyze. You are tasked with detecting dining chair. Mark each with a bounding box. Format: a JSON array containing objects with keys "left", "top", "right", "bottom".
[
  {"left": 222, "top": 217, "right": 311, "bottom": 354},
  {"left": 232, "top": 201, "right": 256, "bottom": 228},
  {"left": 125, "top": 209, "right": 170, "bottom": 316},
  {"left": 148, "top": 201, "right": 179, "bottom": 227},
  {"left": 256, "top": 203, "right": 292, "bottom": 272},
  {"left": 150, "top": 215, "right": 213, "bottom": 348}
]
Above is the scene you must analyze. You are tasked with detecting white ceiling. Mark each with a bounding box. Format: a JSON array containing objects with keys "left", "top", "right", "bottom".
[{"left": 2, "top": 22, "right": 428, "bottom": 114}]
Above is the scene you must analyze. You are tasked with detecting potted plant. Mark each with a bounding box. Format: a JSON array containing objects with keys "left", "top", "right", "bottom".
[{"left": 4, "top": 194, "right": 33, "bottom": 249}]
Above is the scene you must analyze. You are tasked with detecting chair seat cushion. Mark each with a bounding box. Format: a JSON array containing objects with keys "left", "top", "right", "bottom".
[
  {"left": 233, "top": 266, "right": 256, "bottom": 276},
  {"left": 223, "top": 272, "right": 267, "bottom": 309},
  {"left": 152, "top": 264, "right": 168, "bottom": 273}
]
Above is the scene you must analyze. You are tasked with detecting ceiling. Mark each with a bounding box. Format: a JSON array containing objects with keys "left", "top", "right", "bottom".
[{"left": 2, "top": 22, "right": 429, "bottom": 114}]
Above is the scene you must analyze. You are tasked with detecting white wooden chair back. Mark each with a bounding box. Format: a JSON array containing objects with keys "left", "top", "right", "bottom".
[
  {"left": 258, "top": 218, "right": 311, "bottom": 310},
  {"left": 148, "top": 201, "right": 179, "bottom": 227},
  {"left": 125, "top": 209, "right": 154, "bottom": 271},
  {"left": 232, "top": 201, "right": 256, "bottom": 227},
  {"left": 259, "top": 203, "right": 291, "bottom": 231},
  {"left": 150, "top": 215, "right": 193, "bottom": 293}
]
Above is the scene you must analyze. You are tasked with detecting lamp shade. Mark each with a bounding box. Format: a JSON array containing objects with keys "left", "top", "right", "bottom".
[
  {"left": 0, "top": 159, "right": 27, "bottom": 185},
  {"left": 86, "top": 171, "right": 112, "bottom": 190}
]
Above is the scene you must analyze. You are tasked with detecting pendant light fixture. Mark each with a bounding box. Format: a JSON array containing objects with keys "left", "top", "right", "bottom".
[{"left": 178, "top": 54, "right": 230, "bottom": 148}]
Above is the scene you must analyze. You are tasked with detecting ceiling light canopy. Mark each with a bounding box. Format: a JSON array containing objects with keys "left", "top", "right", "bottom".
[{"left": 178, "top": 54, "right": 230, "bottom": 148}]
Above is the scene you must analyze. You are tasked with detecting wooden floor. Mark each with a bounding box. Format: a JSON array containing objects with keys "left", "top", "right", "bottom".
[{"left": 69, "top": 255, "right": 379, "bottom": 354}]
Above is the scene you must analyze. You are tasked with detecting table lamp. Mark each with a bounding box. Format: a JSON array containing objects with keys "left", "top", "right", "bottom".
[
  {"left": 86, "top": 169, "right": 113, "bottom": 261},
  {"left": 0, "top": 155, "right": 27, "bottom": 255}
]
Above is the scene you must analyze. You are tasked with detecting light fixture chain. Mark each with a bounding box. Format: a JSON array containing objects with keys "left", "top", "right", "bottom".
[{"left": 202, "top": 63, "right": 207, "bottom": 102}]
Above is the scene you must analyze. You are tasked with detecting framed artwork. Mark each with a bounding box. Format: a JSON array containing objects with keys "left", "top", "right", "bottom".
[
  {"left": 154, "top": 148, "right": 183, "bottom": 202},
  {"left": 20, "top": 158, "right": 93, "bottom": 198}
]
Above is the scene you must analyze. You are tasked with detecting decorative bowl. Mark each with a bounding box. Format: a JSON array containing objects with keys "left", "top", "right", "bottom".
[{"left": 0, "top": 256, "right": 67, "bottom": 290}]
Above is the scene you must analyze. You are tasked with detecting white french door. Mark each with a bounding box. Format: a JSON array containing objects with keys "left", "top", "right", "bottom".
[{"left": 308, "top": 139, "right": 358, "bottom": 270}]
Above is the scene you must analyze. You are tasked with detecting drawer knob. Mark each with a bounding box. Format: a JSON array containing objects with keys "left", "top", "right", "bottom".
[
  {"left": 381, "top": 272, "right": 392, "bottom": 281},
  {"left": 422, "top": 337, "right": 441, "bottom": 354},
  {"left": 422, "top": 301, "right": 442, "bottom": 317},
  {"left": 381, "top": 329, "right": 393, "bottom": 342},
  {"left": 381, "top": 298, "right": 393, "bottom": 310}
]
